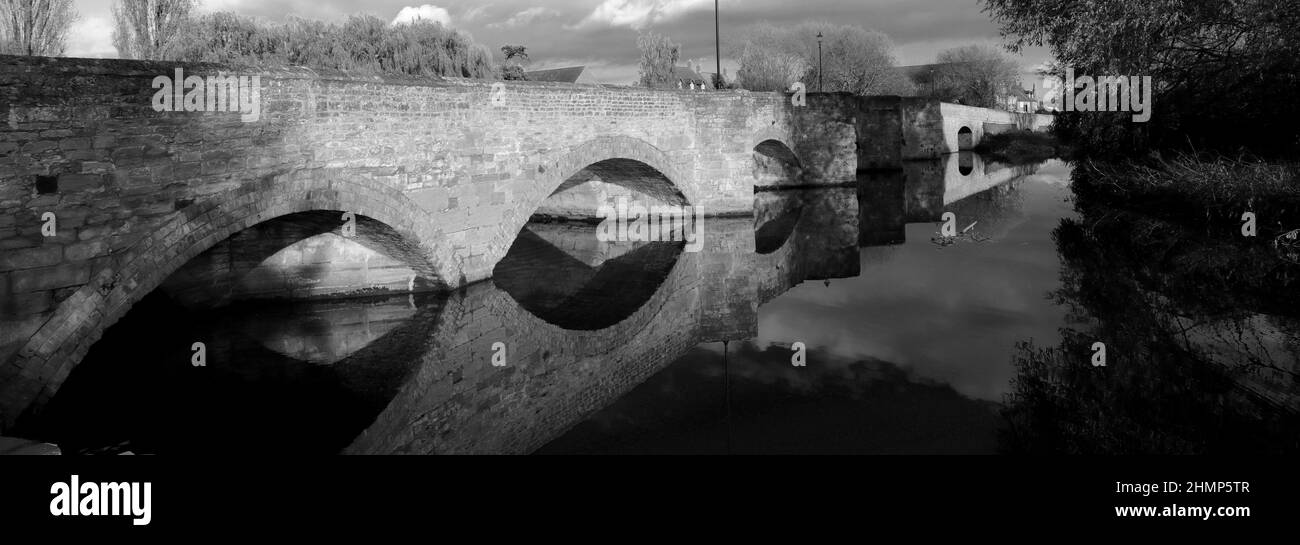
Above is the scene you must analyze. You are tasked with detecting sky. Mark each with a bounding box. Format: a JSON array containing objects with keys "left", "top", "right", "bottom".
[{"left": 65, "top": 0, "right": 1051, "bottom": 85}]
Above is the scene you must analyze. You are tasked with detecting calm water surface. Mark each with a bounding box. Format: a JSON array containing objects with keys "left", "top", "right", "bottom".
[{"left": 30, "top": 153, "right": 1300, "bottom": 454}]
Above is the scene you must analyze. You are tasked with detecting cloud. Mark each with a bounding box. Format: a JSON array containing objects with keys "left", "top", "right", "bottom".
[
  {"left": 488, "top": 7, "right": 560, "bottom": 29},
  {"left": 199, "top": 0, "right": 251, "bottom": 12},
  {"left": 461, "top": 4, "right": 492, "bottom": 22},
  {"left": 571, "top": 0, "right": 714, "bottom": 30},
  {"left": 392, "top": 4, "right": 452, "bottom": 26},
  {"left": 64, "top": 16, "right": 116, "bottom": 59}
]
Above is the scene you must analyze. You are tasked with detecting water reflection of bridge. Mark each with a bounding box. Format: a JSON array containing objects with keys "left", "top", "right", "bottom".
[
  {"left": 31, "top": 151, "right": 1039, "bottom": 453},
  {"left": 860, "top": 152, "right": 1045, "bottom": 247},
  {"left": 348, "top": 197, "right": 863, "bottom": 454},
  {"left": 341, "top": 153, "right": 1037, "bottom": 454}
]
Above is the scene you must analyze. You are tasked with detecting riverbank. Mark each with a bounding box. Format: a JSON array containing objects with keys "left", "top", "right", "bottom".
[
  {"left": 1073, "top": 154, "right": 1300, "bottom": 240},
  {"left": 973, "top": 129, "right": 1068, "bottom": 164},
  {"left": 1002, "top": 182, "right": 1300, "bottom": 454}
]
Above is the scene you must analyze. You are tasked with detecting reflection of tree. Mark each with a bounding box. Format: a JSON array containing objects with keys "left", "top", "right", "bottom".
[{"left": 1001, "top": 194, "right": 1300, "bottom": 454}]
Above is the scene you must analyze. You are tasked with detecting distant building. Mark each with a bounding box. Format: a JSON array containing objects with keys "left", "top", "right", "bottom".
[
  {"left": 1032, "top": 73, "right": 1064, "bottom": 112},
  {"left": 672, "top": 66, "right": 711, "bottom": 90},
  {"left": 523, "top": 66, "right": 600, "bottom": 84},
  {"left": 1003, "top": 86, "right": 1041, "bottom": 113}
]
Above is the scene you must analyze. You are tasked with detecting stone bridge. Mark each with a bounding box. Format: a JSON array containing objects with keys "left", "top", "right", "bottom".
[
  {"left": 349, "top": 194, "right": 861, "bottom": 454},
  {"left": 0, "top": 53, "right": 1047, "bottom": 430}
]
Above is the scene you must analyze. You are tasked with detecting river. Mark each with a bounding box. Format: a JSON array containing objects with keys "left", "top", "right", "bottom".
[{"left": 25, "top": 152, "right": 1300, "bottom": 454}]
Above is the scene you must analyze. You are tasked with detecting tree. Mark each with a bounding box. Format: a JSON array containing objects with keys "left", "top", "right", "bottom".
[
  {"left": 731, "top": 21, "right": 913, "bottom": 95},
  {"left": 637, "top": 31, "right": 679, "bottom": 88},
  {"left": 0, "top": 0, "right": 78, "bottom": 56},
  {"left": 167, "top": 11, "right": 275, "bottom": 64},
  {"left": 922, "top": 45, "right": 1022, "bottom": 109},
  {"left": 166, "top": 12, "right": 497, "bottom": 79},
  {"left": 981, "top": 0, "right": 1300, "bottom": 157},
  {"left": 731, "top": 22, "right": 806, "bottom": 92},
  {"left": 111, "top": 0, "right": 196, "bottom": 60},
  {"left": 501, "top": 44, "right": 528, "bottom": 81},
  {"left": 502, "top": 44, "right": 528, "bottom": 63}
]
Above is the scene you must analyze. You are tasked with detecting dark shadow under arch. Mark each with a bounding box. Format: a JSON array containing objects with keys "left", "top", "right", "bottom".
[
  {"left": 548, "top": 158, "right": 689, "bottom": 206},
  {"left": 957, "top": 126, "right": 974, "bottom": 151},
  {"left": 161, "top": 210, "right": 440, "bottom": 309},
  {"left": 753, "top": 138, "right": 804, "bottom": 187},
  {"left": 492, "top": 226, "right": 684, "bottom": 331},
  {"left": 0, "top": 176, "right": 442, "bottom": 431},
  {"left": 29, "top": 289, "right": 451, "bottom": 454}
]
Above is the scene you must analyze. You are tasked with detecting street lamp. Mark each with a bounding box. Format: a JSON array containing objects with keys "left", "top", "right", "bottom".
[
  {"left": 715, "top": 0, "right": 721, "bottom": 89},
  {"left": 816, "top": 31, "right": 824, "bottom": 92}
]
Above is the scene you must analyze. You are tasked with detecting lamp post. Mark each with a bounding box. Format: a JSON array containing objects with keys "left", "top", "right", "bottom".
[
  {"left": 715, "top": 0, "right": 721, "bottom": 89},
  {"left": 816, "top": 31, "right": 824, "bottom": 92}
]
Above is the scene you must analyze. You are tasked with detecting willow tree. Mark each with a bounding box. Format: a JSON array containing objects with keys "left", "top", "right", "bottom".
[
  {"left": 165, "top": 12, "right": 497, "bottom": 79},
  {"left": 111, "top": 0, "right": 196, "bottom": 60},
  {"left": 637, "top": 31, "right": 679, "bottom": 88},
  {"left": 0, "top": 0, "right": 78, "bottom": 56}
]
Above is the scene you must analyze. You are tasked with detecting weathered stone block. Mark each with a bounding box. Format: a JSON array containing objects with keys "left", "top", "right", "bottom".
[
  {"left": 2, "top": 290, "right": 54, "bottom": 316},
  {"left": 21, "top": 141, "right": 56, "bottom": 154},
  {"left": 58, "top": 173, "right": 105, "bottom": 192},
  {"left": 10, "top": 263, "right": 90, "bottom": 293},
  {"left": 0, "top": 245, "right": 62, "bottom": 270},
  {"left": 64, "top": 240, "right": 108, "bottom": 261}
]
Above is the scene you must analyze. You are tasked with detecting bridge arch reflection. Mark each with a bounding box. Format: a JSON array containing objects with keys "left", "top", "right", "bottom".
[
  {"left": 492, "top": 223, "right": 686, "bottom": 330},
  {"left": 348, "top": 188, "right": 865, "bottom": 454}
]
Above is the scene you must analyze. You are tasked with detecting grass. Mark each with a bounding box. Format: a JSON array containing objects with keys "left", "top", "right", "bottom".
[
  {"left": 1084, "top": 154, "right": 1298, "bottom": 207},
  {"left": 1076, "top": 153, "right": 1300, "bottom": 237}
]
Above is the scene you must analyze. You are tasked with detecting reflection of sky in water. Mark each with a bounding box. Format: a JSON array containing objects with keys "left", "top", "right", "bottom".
[
  {"left": 542, "top": 164, "right": 1078, "bottom": 453},
  {"left": 759, "top": 173, "right": 1074, "bottom": 401}
]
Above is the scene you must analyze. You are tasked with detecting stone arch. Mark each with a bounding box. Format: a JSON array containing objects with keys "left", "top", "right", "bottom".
[
  {"left": 490, "top": 136, "right": 696, "bottom": 272},
  {"left": 545, "top": 136, "right": 694, "bottom": 204},
  {"left": 750, "top": 129, "right": 803, "bottom": 188},
  {"left": 0, "top": 175, "right": 441, "bottom": 429},
  {"left": 749, "top": 127, "right": 799, "bottom": 162},
  {"left": 957, "top": 126, "right": 974, "bottom": 151}
]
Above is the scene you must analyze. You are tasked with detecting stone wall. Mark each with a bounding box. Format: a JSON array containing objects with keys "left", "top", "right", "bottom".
[
  {"left": 937, "top": 103, "right": 1054, "bottom": 155},
  {"left": 856, "top": 96, "right": 906, "bottom": 170}
]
